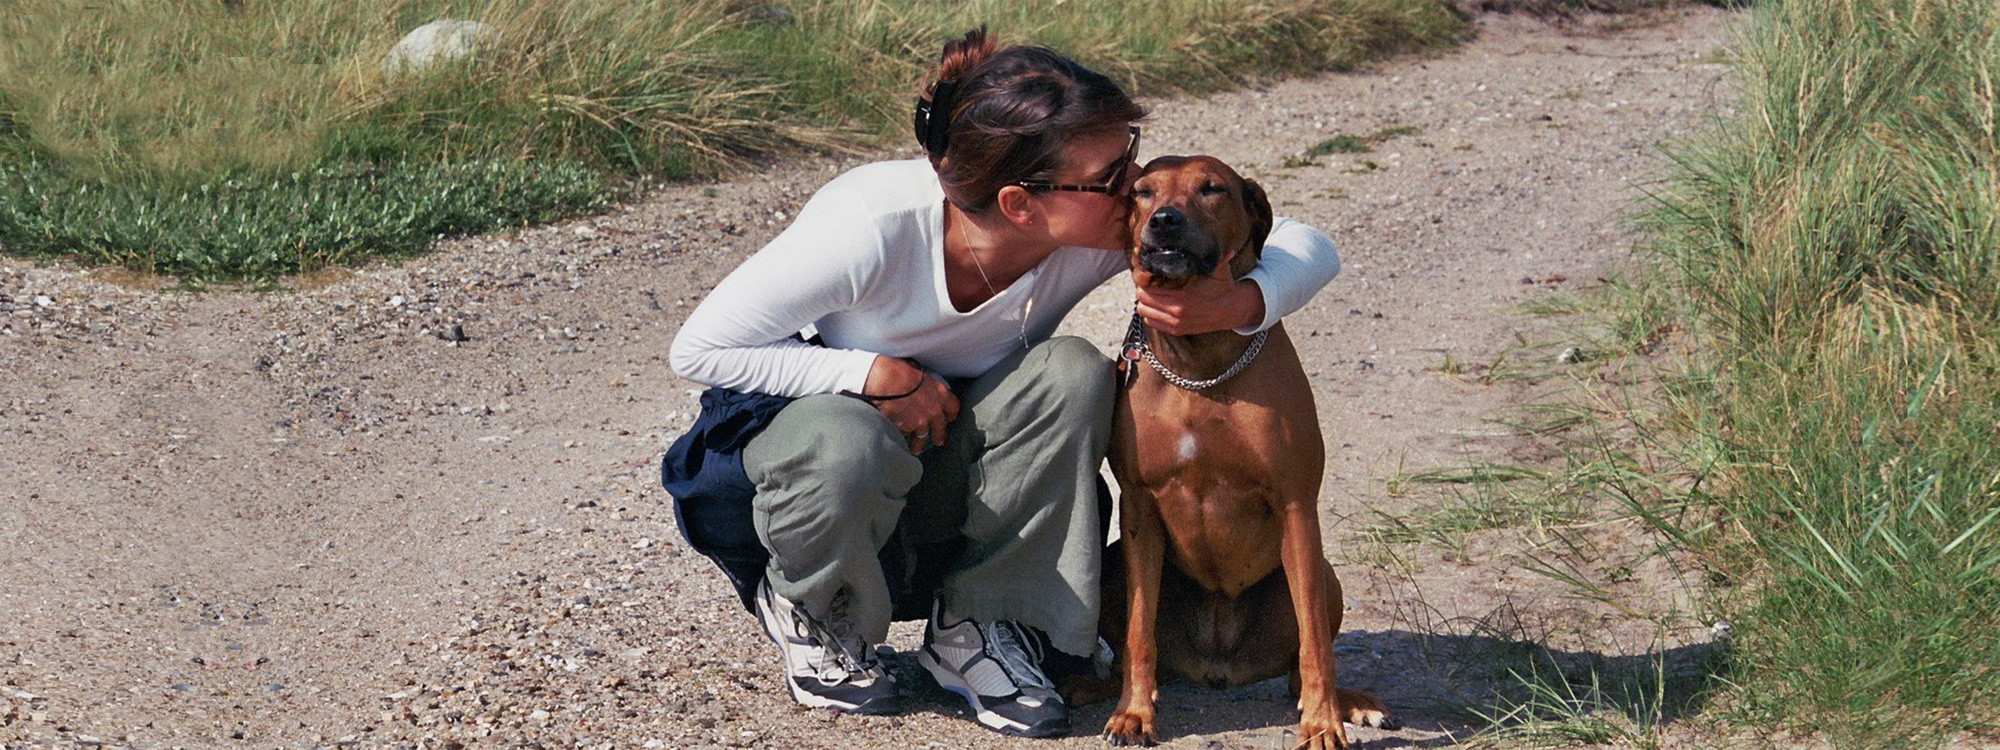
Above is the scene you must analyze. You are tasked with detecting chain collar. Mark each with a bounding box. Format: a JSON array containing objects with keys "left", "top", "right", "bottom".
[{"left": 1121, "top": 311, "right": 1268, "bottom": 391}]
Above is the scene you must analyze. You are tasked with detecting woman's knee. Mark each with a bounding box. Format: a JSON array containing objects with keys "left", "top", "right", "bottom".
[
  {"left": 1030, "top": 336, "right": 1115, "bottom": 413},
  {"left": 745, "top": 394, "right": 920, "bottom": 494}
]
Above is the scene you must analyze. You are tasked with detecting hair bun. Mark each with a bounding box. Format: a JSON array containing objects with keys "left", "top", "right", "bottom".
[
  {"left": 913, "top": 79, "right": 959, "bottom": 158},
  {"left": 914, "top": 27, "right": 994, "bottom": 159}
]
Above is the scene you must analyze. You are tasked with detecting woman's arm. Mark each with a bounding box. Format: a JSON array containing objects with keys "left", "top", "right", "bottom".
[
  {"left": 1237, "top": 216, "right": 1340, "bottom": 332},
  {"left": 1133, "top": 216, "right": 1339, "bottom": 335},
  {"left": 668, "top": 193, "right": 886, "bottom": 398}
]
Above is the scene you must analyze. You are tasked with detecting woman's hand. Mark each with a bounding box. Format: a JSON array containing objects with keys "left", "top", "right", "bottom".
[
  {"left": 864, "top": 355, "right": 960, "bottom": 453},
  {"left": 1134, "top": 276, "right": 1267, "bottom": 336}
]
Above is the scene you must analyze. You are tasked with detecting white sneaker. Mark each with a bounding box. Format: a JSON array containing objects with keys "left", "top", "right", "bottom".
[
  {"left": 754, "top": 578, "right": 900, "bottom": 714},
  {"left": 918, "top": 601, "right": 1069, "bottom": 737}
]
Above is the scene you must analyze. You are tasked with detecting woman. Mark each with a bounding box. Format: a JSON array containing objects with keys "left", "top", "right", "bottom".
[{"left": 666, "top": 27, "right": 1339, "bottom": 738}]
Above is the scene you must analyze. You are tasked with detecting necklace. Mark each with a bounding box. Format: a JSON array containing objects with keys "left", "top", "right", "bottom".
[
  {"left": 954, "top": 211, "right": 1032, "bottom": 350},
  {"left": 1121, "top": 311, "right": 1268, "bottom": 391}
]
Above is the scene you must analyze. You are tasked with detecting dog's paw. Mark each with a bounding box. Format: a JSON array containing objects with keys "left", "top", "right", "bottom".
[
  {"left": 1102, "top": 710, "right": 1157, "bottom": 747},
  {"left": 1296, "top": 719, "right": 1351, "bottom": 750},
  {"left": 1348, "top": 706, "right": 1400, "bottom": 731},
  {"left": 1335, "top": 688, "right": 1399, "bottom": 730}
]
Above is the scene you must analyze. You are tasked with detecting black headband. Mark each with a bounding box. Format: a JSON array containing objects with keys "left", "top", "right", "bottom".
[{"left": 912, "top": 79, "right": 960, "bottom": 159}]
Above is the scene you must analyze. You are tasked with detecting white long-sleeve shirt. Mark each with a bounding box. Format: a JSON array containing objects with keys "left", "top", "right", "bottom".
[{"left": 670, "top": 159, "right": 1339, "bottom": 398}]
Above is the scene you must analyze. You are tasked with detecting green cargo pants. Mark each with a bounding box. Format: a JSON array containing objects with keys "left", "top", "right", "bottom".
[{"left": 741, "top": 336, "right": 1114, "bottom": 657}]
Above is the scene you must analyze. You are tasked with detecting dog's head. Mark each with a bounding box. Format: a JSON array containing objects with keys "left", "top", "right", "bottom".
[{"left": 1126, "top": 155, "right": 1273, "bottom": 289}]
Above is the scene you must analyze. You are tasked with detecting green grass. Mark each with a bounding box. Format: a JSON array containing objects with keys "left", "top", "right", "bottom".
[
  {"left": 1283, "top": 125, "right": 1424, "bottom": 167},
  {"left": 1311, "top": 125, "right": 1422, "bottom": 155},
  {"left": 0, "top": 0, "right": 1465, "bottom": 281},
  {"left": 1553, "top": 0, "right": 2000, "bottom": 745},
  {"left": 1462, "top": 662, "right": 1680, "bottom": 750},
  {"left": 1371, "top": 38, "right": 2000, "bottom": 725}
]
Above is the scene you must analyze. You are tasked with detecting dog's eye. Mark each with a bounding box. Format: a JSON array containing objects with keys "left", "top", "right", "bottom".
[
  {"left": 1199, "top": 183, "right": 1227, "bottom": 196},
  {"left": 1132, "top": 187, "right": 1154, "bottom": 199}
]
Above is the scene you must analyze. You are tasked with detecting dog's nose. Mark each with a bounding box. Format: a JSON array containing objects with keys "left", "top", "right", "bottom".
[{"left": 1148, "top": 207, "right": 1184, "bottom": 233}]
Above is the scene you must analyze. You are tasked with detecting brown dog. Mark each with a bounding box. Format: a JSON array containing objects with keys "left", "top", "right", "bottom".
[{"left": 1101, "top": 156, "right": 1393, "bottom": 749}]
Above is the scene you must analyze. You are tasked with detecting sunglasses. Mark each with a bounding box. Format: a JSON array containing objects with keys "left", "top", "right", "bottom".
[{"left": 1017, "top": 125, "right": 1142, "bottom": 195}]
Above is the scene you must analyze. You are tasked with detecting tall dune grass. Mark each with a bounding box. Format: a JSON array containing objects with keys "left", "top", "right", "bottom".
[
  {"left": 0, "top": 0, "right": 1463, "bottom": 279},
  {"left": 1625, "top": 0, "right": 2000, "bottom": 745}
]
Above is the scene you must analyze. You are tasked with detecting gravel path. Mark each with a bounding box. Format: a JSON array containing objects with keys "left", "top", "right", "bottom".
[{"left": 2, "top": 9, "right": 1738, "bottom": 749}]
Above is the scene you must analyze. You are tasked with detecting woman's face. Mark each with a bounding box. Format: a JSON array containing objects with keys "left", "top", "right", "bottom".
[{"left": 1030, "top": 126, "right": 1140, "bottom": 251}]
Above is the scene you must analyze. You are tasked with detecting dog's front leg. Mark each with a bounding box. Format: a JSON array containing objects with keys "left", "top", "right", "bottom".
[
  {"left": 1103, "top": 489, "right": 1166, "bottom": 747},
  {"left": 1280, "top": 500, "right": 1347, "bottom": 750}
]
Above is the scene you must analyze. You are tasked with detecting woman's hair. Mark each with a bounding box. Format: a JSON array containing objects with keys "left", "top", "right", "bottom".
[{"left": 915, "top": 27, "right": 1146, "bottom": 213}]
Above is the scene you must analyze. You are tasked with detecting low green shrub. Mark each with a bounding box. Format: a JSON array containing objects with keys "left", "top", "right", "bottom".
[{"left": 0, "top": 156, "right": 605, "bottom": 280}]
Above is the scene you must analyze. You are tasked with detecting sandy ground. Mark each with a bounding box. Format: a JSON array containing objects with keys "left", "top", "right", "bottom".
[{"left": 2, "top": 9, "right": 1742, "bottom": 749}]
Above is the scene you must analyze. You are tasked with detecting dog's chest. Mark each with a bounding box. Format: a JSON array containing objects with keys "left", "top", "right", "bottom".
[
  {"left": 1117, "top": 390, "right": 1290, "bottom": 526},
  {"left": 1117, "top": 383, "right": 1289, "bottom": 476}
]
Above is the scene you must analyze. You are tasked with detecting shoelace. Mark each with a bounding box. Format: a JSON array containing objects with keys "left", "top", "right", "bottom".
[
  {"left": 799, "top": 592, "right": 880, "bottom": 681},
  {"left": 980, "top": 620, "right": 1054, "bottom": 691}
]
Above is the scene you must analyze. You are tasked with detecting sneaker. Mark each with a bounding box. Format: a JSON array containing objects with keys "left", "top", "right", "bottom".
[
  {"left": 918, "top": 602, "right": 1070, "bottom": 737},
  {"left": 754, "top": 577, "right": 900, "bottom": 715}
]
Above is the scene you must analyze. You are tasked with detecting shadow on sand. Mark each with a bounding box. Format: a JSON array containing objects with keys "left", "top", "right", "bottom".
[{"left": 884, "top": 626, "right": 1726, "bottom": 748}]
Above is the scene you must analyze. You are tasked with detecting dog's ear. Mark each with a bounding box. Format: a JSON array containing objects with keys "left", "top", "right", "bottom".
[{"left": 1240, "top": 177, "right": 1273, "bottom": 258}]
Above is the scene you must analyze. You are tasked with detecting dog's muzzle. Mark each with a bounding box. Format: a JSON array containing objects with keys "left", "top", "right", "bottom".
[{"left": 1136, "top": 207, "right": 1221, "bottom": 279}]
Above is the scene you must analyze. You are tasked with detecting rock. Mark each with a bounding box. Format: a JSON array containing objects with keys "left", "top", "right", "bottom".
[{"left": 381, "top": 20, "right": 496, "bottom": 76}]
